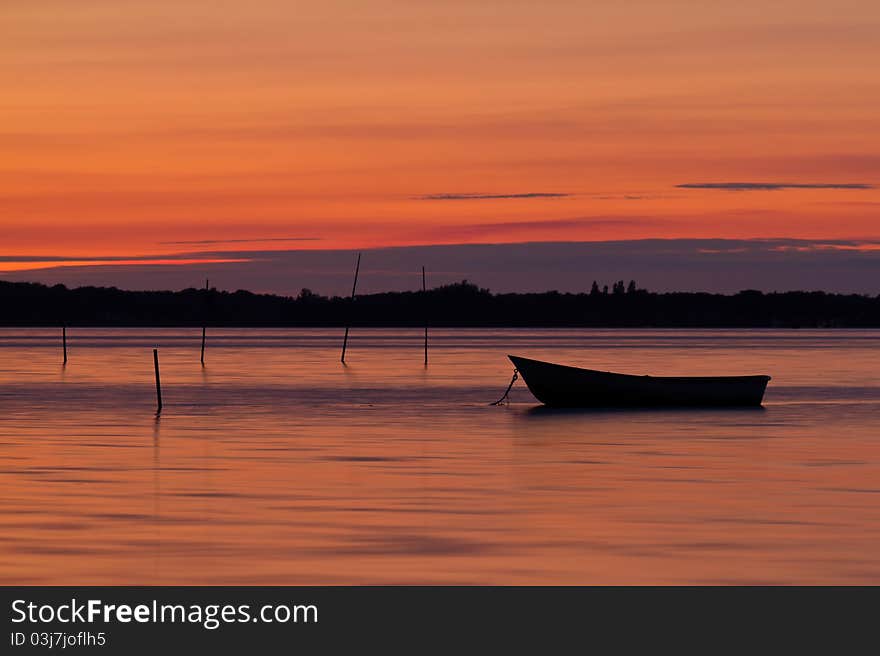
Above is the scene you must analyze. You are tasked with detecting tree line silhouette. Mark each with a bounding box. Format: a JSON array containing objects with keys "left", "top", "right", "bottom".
[{"left": 1, "top": 279, "right": 879, "bottom": 327}]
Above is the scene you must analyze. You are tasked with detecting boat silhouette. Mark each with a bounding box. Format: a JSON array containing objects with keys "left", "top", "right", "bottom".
[{"left": 509, "top": 355, "right": 770, "bottom": 408}]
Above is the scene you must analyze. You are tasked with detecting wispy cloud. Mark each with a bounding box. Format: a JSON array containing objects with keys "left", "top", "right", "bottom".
[
  {"left": 695, "top": 239, "right": 880, "bottom": 254},
  {"left": 594, "top": 194, "right": 663, "bottom": 201},
  {"left": 415, "top": 216, "right": 657, "bottom": 243},
  {"left": 0, "top": 256, "right": 249, "bottom": 273},
  {"left": 159, "top": 237, "right": 322, "bottom": 245},
  {"left": 418, "top": 192, "right": 571, "bottom": 200},
  {"left": 677, "top": 182, "right": 875, "bottom": 191}
]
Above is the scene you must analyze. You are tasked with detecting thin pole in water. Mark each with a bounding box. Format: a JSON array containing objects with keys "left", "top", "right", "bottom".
[
  {"left": 62, "top": 325, "right": 68, "bottom": 365},
  {"left": 422, "top": 266, "right": 428, "bottom": 366},
  {"left": 200, "top": 278, "right": 208, "bottom": 365},
  {"left": 153, "top": 348, "right": 162, "bottom": 415},
  {"left": 341, "top": 252, "right": 361, "bottom": 363}
]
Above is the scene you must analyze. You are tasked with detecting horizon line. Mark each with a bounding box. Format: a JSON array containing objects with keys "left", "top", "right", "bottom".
[{"left": 3, "top": 277, "right": 877, "bottom": 299}]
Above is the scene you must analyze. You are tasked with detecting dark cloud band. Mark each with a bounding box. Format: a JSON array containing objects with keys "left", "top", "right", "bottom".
[
  {"left": 677, "top": 182, "right": 874, "bottom": 191},
  {"left": 418, "top": 192, "right": 571, "bottom": 200},
  {"left": 5, "top": 238, "right": 880, "bottom": 297}
]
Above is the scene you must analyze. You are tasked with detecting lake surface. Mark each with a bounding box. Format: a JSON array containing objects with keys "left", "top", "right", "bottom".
[{"left": 1, "top": 328, "right": 879, "bottom": 584}]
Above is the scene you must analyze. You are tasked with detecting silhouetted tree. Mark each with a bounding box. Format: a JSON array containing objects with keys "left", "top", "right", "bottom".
[
  {"left": 613, "top": 280, "right": 625, "bottom": 295},
  {"left": 627, "top": 280, "right": 637, "bottom": 295},
  {"left": 602, "top": 285, "right": 609, "bottom": 295},
  {"left": 590, "top": 281, "right": 600, "bottom": 296}
]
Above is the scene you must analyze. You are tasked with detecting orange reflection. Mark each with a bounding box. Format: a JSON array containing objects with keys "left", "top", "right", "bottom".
[{"left": 1, "top": 328, "right": 879, "bottom": 584}]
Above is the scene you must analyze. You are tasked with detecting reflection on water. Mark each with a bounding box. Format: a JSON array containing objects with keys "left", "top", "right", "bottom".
[{"left": 1, "top": 328, "right": 879, "bottom": 584}]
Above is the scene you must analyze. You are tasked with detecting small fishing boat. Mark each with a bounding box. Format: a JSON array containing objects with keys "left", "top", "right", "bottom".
[{"left": 508, "top": 355, "right": 770, "bottom": 408}]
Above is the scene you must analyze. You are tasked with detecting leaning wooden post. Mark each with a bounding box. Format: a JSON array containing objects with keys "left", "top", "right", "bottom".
[
  {"left": 340, "top": 252, "right": 361, "bottom": 363},
  {"left": 62, "top": 325, "right": 68, "bottom": 365},
  {"left": 422, "top": 266, "right": 428, "bottom": 366},
  {"left": 200, "top": 278, "right": 208, "bottom": 365},
  {"left": 153, "top": 348, "right": 163, "bottom": 414}
]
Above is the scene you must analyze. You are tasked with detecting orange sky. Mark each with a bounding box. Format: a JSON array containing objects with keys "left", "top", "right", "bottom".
[{"left": 2, "top": 0, "right": 879, "bottom": 271}]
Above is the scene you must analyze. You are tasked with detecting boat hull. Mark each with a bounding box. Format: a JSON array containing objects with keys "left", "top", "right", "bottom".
[{"left": 509, "top": 355, "right": 770, "bottom": 408}]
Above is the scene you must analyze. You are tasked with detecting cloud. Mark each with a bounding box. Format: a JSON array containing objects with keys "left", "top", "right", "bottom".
[
  {"left": 0, "top": 254, "right": 198, "bottom": 263},
  {"left": 159, "top": 237, "right": 322, "bottom": 245},
  {"left": 594, "top": 194, "right": 661, "bottom": 201},
  {"left": 418, "top": 192, "right": 571, "bottom": 200},
  {"left": 676, "top": 182, "right": 875, "bottom": 191},
  {"left": 695, "top": 239, "right": 880, "bottom": 254},
  {"left": 421, "top": 216, "right": 653, "bottom": 242}
]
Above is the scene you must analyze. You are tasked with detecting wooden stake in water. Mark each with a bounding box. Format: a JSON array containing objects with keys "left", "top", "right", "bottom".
[
  {"left": 62, "top": 325, "right": 68, "bottom": 365},
  {"left": 153, "top": 348, "right": 163, "bottom": 414},
  {"left": 200, "top": 278, "right": 208, "bottom": 365},
  {"left": 422, "top": 266, "right": 428, "bottom": 366},
  {"left": 340, "top": 252, "right": 361, "bottom": 363}
]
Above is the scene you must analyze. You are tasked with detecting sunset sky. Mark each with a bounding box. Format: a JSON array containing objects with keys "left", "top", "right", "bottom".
[{"left": 2, "top": 0, "right": 879, "bottom": 292}]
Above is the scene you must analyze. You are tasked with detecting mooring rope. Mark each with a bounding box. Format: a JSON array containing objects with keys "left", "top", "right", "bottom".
[{"left": 489, "top": 369, "right": 518, "bottom": 406}]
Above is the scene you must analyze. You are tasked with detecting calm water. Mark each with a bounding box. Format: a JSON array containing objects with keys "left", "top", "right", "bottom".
[{"left": 1, "top": 328, "right": 879, "bottom": 585}]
